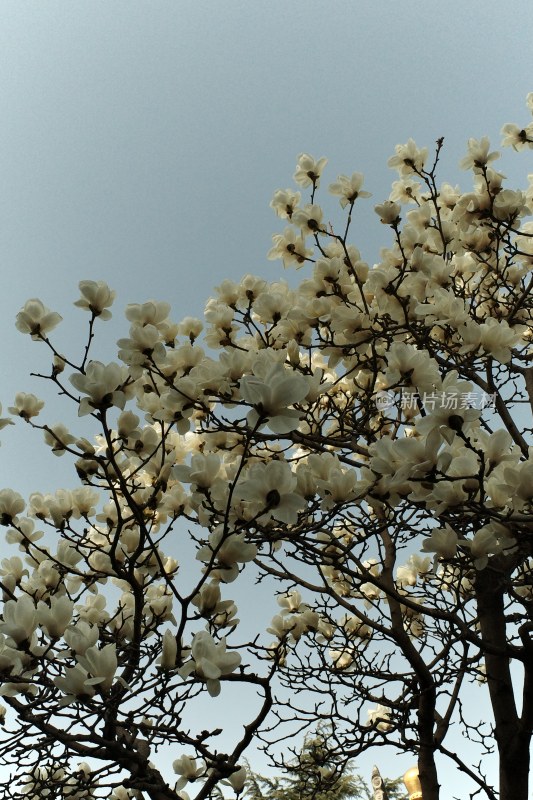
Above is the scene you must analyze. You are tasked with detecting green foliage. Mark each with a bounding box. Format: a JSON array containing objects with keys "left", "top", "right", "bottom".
[{"left": 244, "top": 735, "right": 406, "bottom": 800}]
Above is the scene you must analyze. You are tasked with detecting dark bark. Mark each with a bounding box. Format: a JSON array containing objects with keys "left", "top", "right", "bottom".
[{"left": 476, "top": 564, "right": 532, "bottom": 800}]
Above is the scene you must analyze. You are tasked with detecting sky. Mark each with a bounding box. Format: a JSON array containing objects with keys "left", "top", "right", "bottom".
[{"left": 0, "top": 1, "right": 532, "bottom": 797}]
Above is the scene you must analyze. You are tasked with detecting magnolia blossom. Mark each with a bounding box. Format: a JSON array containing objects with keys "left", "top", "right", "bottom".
[
  {"left": 63, "top": 621, "right": 99, "bottom": 655},
  {"left": 387, "top": 138, "right": 428, "bottom": 176},
  {"left": 366, "top": 704, "right": 392, "bottom": 732},
  {"left": 54, "top": 664, "right": 96, "bottom": 702},
  {"left": 15, "top": 299, "right": 62, "bottom": 340},
  {"left": 461, "top": 523, "right": 516, "bottom": 569},
  {"left": 293, "top": 153, "right": 328, "bottom": 188},
  {"left": 270, "top": 187, "right": 301, "bottom": 219},
  {"left": 70, "top": 361, "right": 128, "bottom": 416},
  {"left": 222, "top": 766, "right": 247, "bottom": 792},
  {"left": 237, "top": 460, "right": 305, "bottom": 525},
  {"left": 196, "top": 529, "right": 257, "bottom": 582},
  {"left": 267, "top": 225, "right": 313, "bottom": 268},
  {"left": 0, "top": 595, "right": 37, "bottom": 644},
  {"left": 0, "top": 633, "right": 23, "bottom": 672},
  {"left": 0, "top": 489, "right": 25, "bottom": 525},
  {"left": 125, "top": 300, "right": 171, "bottom": 327},
  {"left": 329, "top": 646, "right": 357, "bottom": 670},
  {"left": 0, "top": 403, "right": 14, "bottom": 434},
  {"left": 37, "top": 596, "right": 74, "bottom": 639},
  {"left": 77, "top": 644, "right": 117, "bottom": 692},
  {"left": 338, "top": 614, "right": 371, "bottom": 640},
  {"left": 383, "top": 341, "right": 441, "bottom": 394},
  {"left": 179, "top": 632, "right": 241, "bottom": 697},
  {"left": 374, "top": 200, "right": 401, "bottom": 224},
  {"left": 329, "top": 172, "right": 371, "bottom": 208},
  {"left": 291, "top": 203, "right": 325, "bottom": 235},
  {"left": 117, "top": 324, "right": 167, "bottom": 373},
  {"left": 0, "top": 556, "right": 28, "bottom": 594},
  {"left": 160, "top": 630, "right": 178, "bottom": 669},
  {"left": 501, "top": 121, "right": 533, "bottom": 151},
  {"left": 8, "top": 393, "right": 44, "bottom": 420},
  {"left": 422, "top": 524, "right": 459, "bottom": 559},
  {"left": 459, "top": 137, "right": 500, "bottom": 171},
  {"left": 5, "top": 517, "right": 43, "bottom": 548},
  {"left": 396, "top": 554, "right": 431, "bottom": 586},
  {"left": 239, "top": 363, "right": 310, "bottom": 433},
  {"left": 191, "top": 582, "right": 238, "bottom": 627},
  {"left": 172, "top": 755, "right": 205, "bottom": 791},
  {"left": 173, "top": 453, "right": 221, "bottom": 489},
  {"left": 74, "top": 280, "right": 115, "bottom": 320},
  {"left": 268, "top": 600, "right": 318, "bottom": 641},
  {"left": 43, "top": 423, "right": 76, "bottom": 455},
  {"left": 478, "top": 318, "right": 521, "bottom": 364}
]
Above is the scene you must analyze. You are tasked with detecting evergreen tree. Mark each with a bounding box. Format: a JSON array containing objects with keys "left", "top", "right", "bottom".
[{"left": 244, "top": 734, "right": 405, "bottom": 800}]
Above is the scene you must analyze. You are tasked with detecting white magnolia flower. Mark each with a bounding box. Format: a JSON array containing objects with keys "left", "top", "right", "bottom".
[
  {"left": 160, "top": 630, "right": 178, "bottom": 669},
  {"left": 172, "top": 755, "right": 205, "bottom": 791},
  {"left": 15, "top": 299, "right": 62, "bottom": 340},
  {"left": 77, "top": 644, "right": 118, "bottom": 692},
  {"left": 366, "top": 704, "right": 392, "bottom": 731},
  {"left": 117, "top": 324, "right": 166, "bottom": 371},
  {"left": 459, "top": 137, "right": 499, "bottom": 171},
  {"left": 0, "top": 556, "right": 28, "bottom": 594},
  {"left": 111, "top": 788, "right": 137, "bottom": 800},
  {"left": 396, "top": 554, "right": 431, "bottom": 586},
  {"left": 422, "top": 524, "right": 458, "bottom": 559},
  {"left": 383, "top": 342, "right": 440, "bottom": 394},
  {"left": 223, "top": 766, "right": 247, "bottom": 792},
  {"left": 179, "top": 632, "right": 241, "bottom": 697},
  {"left": 0, "top": 595, "right": 37, "bottom": 644},
  {"left": 43, "top": 423, "right": 76, "bottom": 456},
  {"left": 196, "top": 529, "right": 257, "bottom": 582},
  {"left": 125, "top": 300, "right": 171, "bottom": 327},
  {"left": 374, "top": 200, "right": 401, "bottom": 224},
  {"left": 54, "top": 664, "right": 96, "bottom": 702},
  {"left": 173, "top": 453, "right": 221, "bottom": 489},
  {"left": 74, "top": 280, "right": 115, "bottom": 320},
  {"left": 293, "top": 153, "right": 328, "bottom": 188},
  {"left": 191, "top": 582, "right": 238, "bottom": 627},
  {"left": 64, "top": 621, "right": 99, "bottom": 655},
  {"left": 291, "top": 203, "right": 325, "bottom": 235},
  {"left": 0, "top": 489, "right": 25, "bottom": 525},
  {"left": 270, "top": 188, "right": 301, "bottom": 219},
  {"left": 329, "top": 647, "right": 357, "bottom": 671},
  {"left": 268, "top": 611, "right": 315, "bottom": 642},
  {"left": 239, "top": 363, "right": 310, "bottom": 433},
  {"left": 70, "top": 361, "right": 128, "bottom": 416},
  {"left": 0, "top": 403, "right": 14, "bottom": 435},
  {"left": 500, "top": 122, "right": 533, "bottom": 151},
  {"left": 37, "top": 596, "right": 74, "bottom": 638},
  {"left": 177, "top": 316, "right": 203, "bottom": 341},
  {"left": 329, "top": 172, "right": 371, "bottom": 208},
  {"left": 0, "top": 633, "right": 23, "bottom": 672},
  {"left": 387, "top": 139, "right": 428, "bottom": 176},
  {"left": 8, "top": 393, "right": 44, "bottom": 420},
  {"left": 478, "top": 318, "right": 521, "bottom": 364},
  {"left": 461, "top": 523, "right": 516, "bottom": 569},
  {"left": 267, "top": 226, "right": 313, "bottom": 268},
  {"left": 237, "top": 460, "right": 305, "bottom": 525}
]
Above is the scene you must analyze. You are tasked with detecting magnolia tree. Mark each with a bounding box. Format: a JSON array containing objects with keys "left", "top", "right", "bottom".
[{"left": 0, "top": 96, "right": 532, "bottom": 800}]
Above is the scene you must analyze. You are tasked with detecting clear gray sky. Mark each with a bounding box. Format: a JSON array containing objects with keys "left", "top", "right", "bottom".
[{"left": 0, "top": 1, "right": 532, "bottom": 795}]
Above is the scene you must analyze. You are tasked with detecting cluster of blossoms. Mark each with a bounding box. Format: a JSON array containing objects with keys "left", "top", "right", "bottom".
[{"left": 0, "top": 95, "right": 532, "bottom": 799}]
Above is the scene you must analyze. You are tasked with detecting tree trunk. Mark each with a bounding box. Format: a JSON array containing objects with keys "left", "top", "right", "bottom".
[
  {"left": 499, "top": 735, "right": 530, "bottom": 800},
  {"left": 418, "top": 749, "right": 440, "bottom": 800},
  {"left": 475, "top": 564, "right": 531, "bottom": 800}
]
